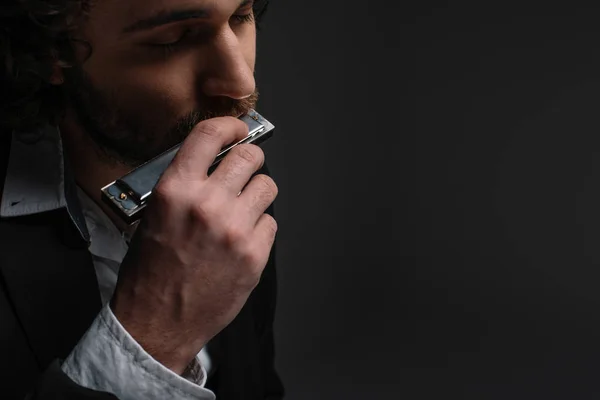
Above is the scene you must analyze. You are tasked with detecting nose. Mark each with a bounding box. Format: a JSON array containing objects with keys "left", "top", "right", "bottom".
[{"left": 200, "top": 27, "right": 255, "bottom": 100}]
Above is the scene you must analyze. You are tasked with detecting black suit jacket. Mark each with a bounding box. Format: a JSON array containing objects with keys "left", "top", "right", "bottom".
[{"left": 0, "top": 133, "right": 285, "bottom": 399}]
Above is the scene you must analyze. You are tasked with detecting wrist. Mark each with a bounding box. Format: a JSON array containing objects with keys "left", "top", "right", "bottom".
[{"left": 109, "top": 296, "right": 200, "bottom": 375}]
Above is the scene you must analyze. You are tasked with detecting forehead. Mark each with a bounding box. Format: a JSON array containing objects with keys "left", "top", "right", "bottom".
[{"left": 87, "top": 0, "right": 244, "bottom": 31}]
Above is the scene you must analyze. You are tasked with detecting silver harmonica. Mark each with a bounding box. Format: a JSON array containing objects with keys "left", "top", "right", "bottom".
[{"left": 101, "top": 109, "right": 275, "bottom": 225}]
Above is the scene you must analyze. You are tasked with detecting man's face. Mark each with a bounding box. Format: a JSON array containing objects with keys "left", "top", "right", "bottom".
[{"left": 64, "top": 0, "right": 259, "bottom": 166}]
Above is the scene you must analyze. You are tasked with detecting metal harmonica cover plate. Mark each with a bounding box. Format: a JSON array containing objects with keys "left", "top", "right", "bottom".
[{"left": 101, "top": 109, "right": 275, "bottom": 224}]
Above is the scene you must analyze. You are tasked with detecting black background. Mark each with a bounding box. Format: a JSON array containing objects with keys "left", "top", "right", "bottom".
[{"left": 255, "top": 2, "right": 600, "bottom": 399}]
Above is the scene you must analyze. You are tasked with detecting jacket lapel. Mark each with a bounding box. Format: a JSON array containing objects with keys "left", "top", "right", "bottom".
[{"left": 0, "top": 208, "right": 102, "bottom": 368}]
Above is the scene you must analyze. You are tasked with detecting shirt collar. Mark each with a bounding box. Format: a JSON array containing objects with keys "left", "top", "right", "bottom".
[{"left": 0, "top": 125, "right": 90, "bottom": 242}]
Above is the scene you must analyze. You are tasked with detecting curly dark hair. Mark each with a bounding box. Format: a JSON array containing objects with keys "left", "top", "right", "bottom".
[{"left": 0, "top": 0, "right": 270, "bottom": 135}]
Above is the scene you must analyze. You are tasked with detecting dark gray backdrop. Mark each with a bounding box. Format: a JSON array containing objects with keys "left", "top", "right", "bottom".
[{"left": 255, "top": 2, "right": 600, "bottom": 399}]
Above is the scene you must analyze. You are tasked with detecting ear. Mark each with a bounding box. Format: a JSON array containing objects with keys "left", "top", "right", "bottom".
[{"left": 48, "top": 61, "right": 65, "bottom": 85}]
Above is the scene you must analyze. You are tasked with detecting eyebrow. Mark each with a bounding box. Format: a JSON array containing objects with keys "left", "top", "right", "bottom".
[{"left": 122, "top": 0, "right": 253, "bottom": 35}]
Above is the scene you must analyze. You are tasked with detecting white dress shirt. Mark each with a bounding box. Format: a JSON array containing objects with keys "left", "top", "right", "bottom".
[{"left": 0, "top": 126, "right": 216, "bottom": 400}]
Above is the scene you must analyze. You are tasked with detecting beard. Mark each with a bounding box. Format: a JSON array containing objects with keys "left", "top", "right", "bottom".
[{"left": 62, "top": 66, "right": 259, "bottom": 168}]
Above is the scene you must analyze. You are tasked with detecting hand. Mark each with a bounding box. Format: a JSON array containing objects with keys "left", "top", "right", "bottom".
[{"left": 110, "top": 116, "right": 278, "bottom": 374}]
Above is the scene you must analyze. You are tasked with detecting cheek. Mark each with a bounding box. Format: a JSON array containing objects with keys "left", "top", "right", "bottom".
[{"left": 96, "top": 62, "right": 199, "bottom": 120}]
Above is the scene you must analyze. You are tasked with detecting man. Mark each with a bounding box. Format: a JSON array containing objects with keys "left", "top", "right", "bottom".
[{"left": 0, "top": 0, "right": 284, "bottom": 399}]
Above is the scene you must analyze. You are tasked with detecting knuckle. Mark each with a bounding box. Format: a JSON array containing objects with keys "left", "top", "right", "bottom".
[
  {"left": 153, "top": 179, "right": 177, "bottom": 202},
  {"left": 265, "top": 214, "right": 278, "bottom": 236},
  {"left": 223, "top": 226, "right": 246, "bottom": 247},
  {"left": 258, "top": 215, "right": 278, "bottom": 245},
  {"left": 240, "top": 249, "right": 262, "bottom": 269},
  {"left": 194, "top": 120, "right": 223, "bottom": 140},
  {"left": 189, "top": 201, "right": 216, "bottom": 225},
  {"left": 233, "top": 144, "right": 263, "bottom": 165},
  {"left": 255, "top": 174, "right": 278, "bottom": 197}
]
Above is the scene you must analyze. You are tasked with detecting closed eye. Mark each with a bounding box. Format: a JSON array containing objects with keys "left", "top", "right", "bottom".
[{"left": 146, "top": 10, "right": 256, "bottom": 56}]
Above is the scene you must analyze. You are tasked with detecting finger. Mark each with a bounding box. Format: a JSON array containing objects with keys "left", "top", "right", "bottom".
[
  {"left": 209, "top": 144, "right": 265, "bottom": 195},
  {"left": 237, "top": 173, "right": 278, "bottom": 221},
  {"left": 251, "top": 213, "right": 278, "bottom": 264},
  {"left": 163, "top": 117, "right": 249, "bottom": 182}
]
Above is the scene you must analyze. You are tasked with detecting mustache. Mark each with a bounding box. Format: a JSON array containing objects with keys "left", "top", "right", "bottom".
[{"left": 172, "top": 91, "right": 260, "bottom": 137}]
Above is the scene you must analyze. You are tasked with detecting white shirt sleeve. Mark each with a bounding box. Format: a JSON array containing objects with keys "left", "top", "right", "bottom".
[{"left": 61, "top": 303, "right": 215, "bottom": 400}]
